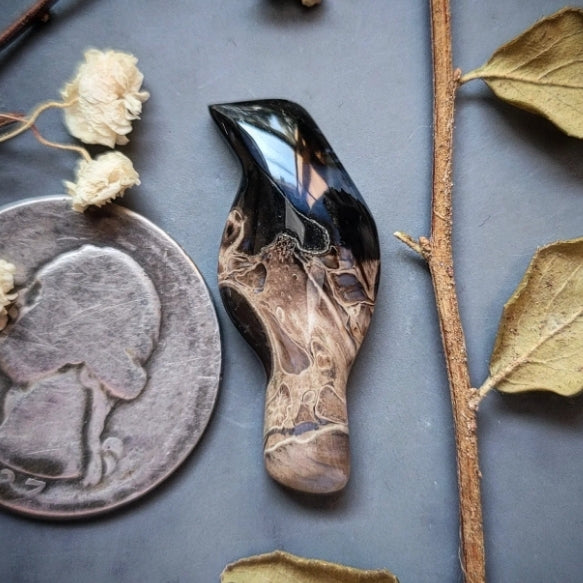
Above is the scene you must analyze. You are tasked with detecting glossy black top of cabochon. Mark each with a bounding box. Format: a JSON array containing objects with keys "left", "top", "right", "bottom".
[{"left": 209, "top": 99, "right": 380, "bottom": 263}]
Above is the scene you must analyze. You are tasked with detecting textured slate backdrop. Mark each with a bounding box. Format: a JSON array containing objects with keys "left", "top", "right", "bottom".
[{"left": 1, "top": 1, "right": 583, "bottom": 581}]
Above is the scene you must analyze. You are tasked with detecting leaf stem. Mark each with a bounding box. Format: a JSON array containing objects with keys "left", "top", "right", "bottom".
[
  {"left": 0, "top": 0, "right": 60, "bottom": 52},
  {"left": 478, "top": 378, "right": 494, "bottom": 398},
  {"left": 428, "top": 1, "right": 486, "bottom": 581},
  {"left": 458, "top": 69, "right": 484, "bottom": 85}
]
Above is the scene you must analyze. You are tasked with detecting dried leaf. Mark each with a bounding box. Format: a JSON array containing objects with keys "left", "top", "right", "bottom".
[
  {"left": 220, "top": 551, "right": 399, "bottom": 583},
  {"left": 462, "top": 8, "right": 583, "bottom": 138},
  {"left": 482, "top": 238, "right": 583, "bottom": 396}
]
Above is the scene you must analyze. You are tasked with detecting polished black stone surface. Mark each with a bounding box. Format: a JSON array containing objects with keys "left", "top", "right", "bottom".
[
  {"left": 211, "top": 99, "right": 380, "bottom": 494},
  {"left": 209, "top": 100, "right": 380, "bottom": 262}
]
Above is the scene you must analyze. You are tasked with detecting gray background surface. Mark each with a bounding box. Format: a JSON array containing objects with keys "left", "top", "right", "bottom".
[{"left": 1, "top": 1, "right": 583, "bottom": 582}]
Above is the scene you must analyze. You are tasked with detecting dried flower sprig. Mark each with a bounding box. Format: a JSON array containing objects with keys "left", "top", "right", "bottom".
[
  {"left": 0, "top": 259, "right": 17, "bottom": 331},
  {"left": 0, "top": 48, "right": 149, "bottom": 211}
]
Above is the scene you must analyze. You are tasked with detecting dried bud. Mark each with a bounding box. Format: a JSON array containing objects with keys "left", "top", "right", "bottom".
[
  {"left": 61, "top": 49, "right": 150, "bottom": 148},
  {"left": 65, "top": 151, "right": 140, "bottom": 212}
]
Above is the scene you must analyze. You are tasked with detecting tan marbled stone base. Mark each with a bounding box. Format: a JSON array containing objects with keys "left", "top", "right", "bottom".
[
  {"left": 219, "top": 208, "right": 379, "bottom": 493},
  {"left": 264, "top": 425, "right": 350, "bottom": 493}
]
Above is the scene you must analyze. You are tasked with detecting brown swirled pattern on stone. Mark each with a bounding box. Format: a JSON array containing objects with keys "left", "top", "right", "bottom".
[{"left": 211, "top": 100, "right": 380, "bottom": 494}]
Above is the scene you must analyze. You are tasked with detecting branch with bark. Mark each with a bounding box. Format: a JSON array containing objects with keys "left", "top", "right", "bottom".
[
  {"left": 0, "top": 0, "right": 61, "bottom": 51},
  {"left": 396, "top": 1, "right": 486, "bottom": 581}
]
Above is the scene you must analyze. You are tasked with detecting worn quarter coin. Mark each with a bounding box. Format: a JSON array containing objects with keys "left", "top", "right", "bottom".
[{"left": 0, "top": 196, "right": 221, "bottom": 519}]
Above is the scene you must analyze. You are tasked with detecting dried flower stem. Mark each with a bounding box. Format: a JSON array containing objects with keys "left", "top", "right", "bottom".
[
  {"left": 0, "top": 99, "right": 76, "bottom": 143},
  {"left": 30, "top": 126, "right": 91, "bottom": 162},
  {"left": 428, "top": 0, "right": 486, "bottom": 580},
  {"left": 0, "top": 0, "right": 60, "bottom": 51},
  {"left": 0, "top": 113, "right": 23, "bottom": 129},
  {"left": 1, "top": 112, "right": 90, "bottom": 162},
  {"left": 1, "top": 113, "right": 24, "bottom": 122}
]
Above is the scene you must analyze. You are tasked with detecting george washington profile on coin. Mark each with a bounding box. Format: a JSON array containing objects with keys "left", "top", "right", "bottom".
[
  {"left": 0, "top": 197, "right": 221, "bottom": 518},
  {"left": 0, "top": 245, "right": 161, "bottom": 487}
]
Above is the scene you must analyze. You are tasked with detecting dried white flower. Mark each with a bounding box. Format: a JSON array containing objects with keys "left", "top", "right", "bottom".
[
  {"left": 0, "top": 259, "right": 17, "bottom": 331},
  {"left": 61, "top": 49, "right": 150, "bottom": 148},
  {"left": 65, "top": 151, "right": 140, "bottom": 212}
]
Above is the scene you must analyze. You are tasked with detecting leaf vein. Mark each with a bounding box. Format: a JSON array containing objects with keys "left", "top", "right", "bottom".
[
  {"left": 539, "top": 58, "right": 583, "bottom": 80},
  {"left": 505, "top": 28, "right": 583, "bottom": 75},
  {"left": 541, "top": 263, "right": 583, "bottom": 330},
  {"left": 492, "top": 306, "right": 583, "bottom": 390},
  {"left": 485, "top": 73, "right": 583, "bottom": 89}
]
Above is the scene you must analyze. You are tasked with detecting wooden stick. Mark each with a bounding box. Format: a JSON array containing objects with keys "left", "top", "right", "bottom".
[
  {"left": 428, "top": 1, "right": 486, "bottom": 580},
  {"left": 0, "top": 0, "right": 60, "bottom": 51}
]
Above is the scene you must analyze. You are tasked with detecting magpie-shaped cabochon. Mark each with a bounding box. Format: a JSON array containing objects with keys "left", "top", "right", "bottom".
[{"left": 211, "top": 99, "right": 380, "bottom": 494}]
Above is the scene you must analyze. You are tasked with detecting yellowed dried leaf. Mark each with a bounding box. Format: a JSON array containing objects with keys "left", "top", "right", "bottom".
[
  {"left": 220, "top": 551, "right": 399, "bottom": 583},
  {"left": 481, "top": 238, "right": 583, "bottom": 396},
  {"left": 462, "top": 8, "right": 583, "bottom": 138}
]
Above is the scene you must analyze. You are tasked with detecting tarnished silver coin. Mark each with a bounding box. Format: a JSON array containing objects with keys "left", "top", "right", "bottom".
[{"left": 0, "top": 196, "right": 221, "bottom": 518}]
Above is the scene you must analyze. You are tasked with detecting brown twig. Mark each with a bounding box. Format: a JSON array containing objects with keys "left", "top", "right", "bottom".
[
  {"left": 415, "top": 1, "right": 486, "bottom": 581},
  {"left": 394, "top": 3, "right": 487, "bottom": 574},
  {"left": 0, "top": 0, "right": 60, "bottom": 52},
  {"left": 427, "top": 1, "right": 486, "bottom": 580}
]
